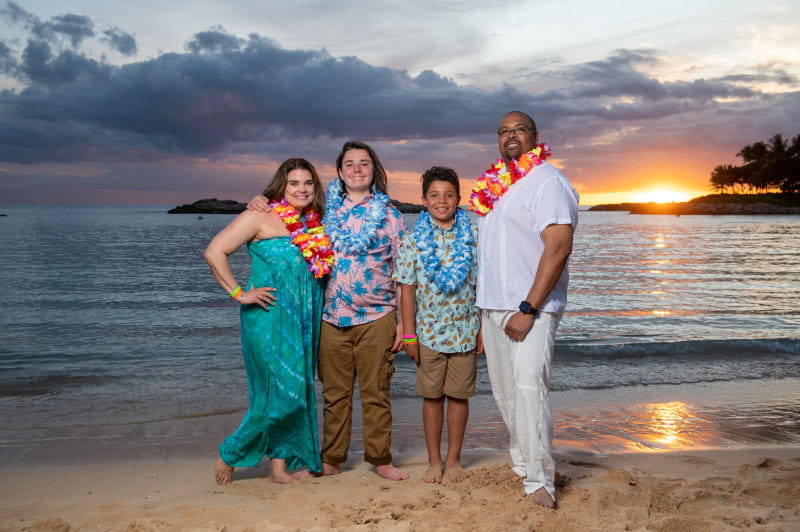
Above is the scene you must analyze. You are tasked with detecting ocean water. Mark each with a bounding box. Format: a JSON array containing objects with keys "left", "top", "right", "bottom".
[{"left": 0, "top": 205, "right": 798, "bottom": 463}]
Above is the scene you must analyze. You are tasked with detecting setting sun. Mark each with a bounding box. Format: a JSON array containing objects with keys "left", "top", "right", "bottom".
[{"left": 629, "top": 189, "right": 695, "bottom": 203}]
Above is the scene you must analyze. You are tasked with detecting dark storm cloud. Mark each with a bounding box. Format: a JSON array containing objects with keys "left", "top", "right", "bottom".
[
  {"left": 1, "top": 2, "right": 137, "bottom": 59},
  {"left": 566, "top": 49, "right": 755, "bottom": 104},
  {"left": 1, "top": 3, "right": 94, "bottom": 48},
  {"left": 1, "top": 16, "right": 796, "bottom": 167},
  {"left": 102, "top": 27, "right": 137, "bottom": 56},
  {"left": 18, "top": 39, "right": 112, "bottom": 85},
  {"left": 0, "top": 1, "right": 36, "bottom": 26},
  {"left": 186, "top": 28, "right": 246, "bottom": 54},
  {"left": 0, "top": 28, "right": 513, "bottom": 163},
  {"left": 716, "top": 71, "right": 798, "bottom": 85},
  {"left": 34, "top": 13, "right": 95, "bottom": 47},
  {"left": 0, "top": 39, "right": 14, "bottom": 74}
]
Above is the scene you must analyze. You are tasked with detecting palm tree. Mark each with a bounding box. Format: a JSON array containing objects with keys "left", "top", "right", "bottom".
[{"left": 711, "top": 133, "right": 800, "bottom": 193}]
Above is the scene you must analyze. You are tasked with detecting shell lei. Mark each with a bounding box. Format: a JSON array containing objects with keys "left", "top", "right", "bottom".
[
  {"left": 468, "top": 143, "right": 552, "bottom": 216},
  {"left": 271, "top": 199, "right": 335, "bottom": 278},
  {"left": 413, "top": 208, "right": 474, "bottom": 294},
  {"left": 322, "top": 179, "right": 391, "bottom": 256}
]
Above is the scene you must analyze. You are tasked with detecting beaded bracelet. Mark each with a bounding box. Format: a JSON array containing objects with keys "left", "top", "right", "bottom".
[{"left": 229, "top": 286, "right": 243, "bottom": 300}]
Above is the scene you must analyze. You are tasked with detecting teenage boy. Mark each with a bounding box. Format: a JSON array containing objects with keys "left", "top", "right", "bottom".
[{"left": 393, "top": 166, "right": 482, "bottom": 483}]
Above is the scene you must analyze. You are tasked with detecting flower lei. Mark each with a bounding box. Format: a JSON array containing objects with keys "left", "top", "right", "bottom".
[
  {"left": 414, "top": 208, "right": 474, "bottom": 294},
  {"left": 323, "top": 179, "right": 391, "bottom": 255},
  {"left": 270, "top": 199, "right": 335, "bottom": 278},
  {"left": 468, "top": 143, "right": 552, "bottom": 216}
]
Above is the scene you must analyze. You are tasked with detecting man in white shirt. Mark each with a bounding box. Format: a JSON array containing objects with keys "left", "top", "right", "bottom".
[{"left": 476, "top": 111, "right": 579, "bottom": 508}]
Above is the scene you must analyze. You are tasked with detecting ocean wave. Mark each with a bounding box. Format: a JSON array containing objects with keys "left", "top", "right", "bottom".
[
  {"left": 555, "top": 337, "right": 800, "bottom": 360},
  {"left": 0, "top": 374, "right": 115, "bottom": 397}
]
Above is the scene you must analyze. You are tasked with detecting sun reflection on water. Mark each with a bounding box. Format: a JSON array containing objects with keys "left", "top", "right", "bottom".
[
  {"left": 633, "top": 401, "right": 716, "bottom": 452},
  {"left": 554, "top": 400, "right": 722, "bottom": 454}
]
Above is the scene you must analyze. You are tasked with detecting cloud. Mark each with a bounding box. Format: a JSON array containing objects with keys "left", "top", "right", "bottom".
[
  {"left": 0, "top": 10, "right": 798, "bottom": 194},
  {"left": 0, "top": 39, "right": 14, "bottom": 74},
  {"left": 0, "top": 1, "right": 37, "bottom": 26},
  {"left": 102, "top": 27, "right": 137, "bottom": 56},
  {"left": 35, "top": 13, "right": 94, "bottom": 48},
  {"left": 186, "top": 27, "right": 245, "bottom": 54},
  {"left": 2, "top": 2, "right": 94, "bottom": 48}
]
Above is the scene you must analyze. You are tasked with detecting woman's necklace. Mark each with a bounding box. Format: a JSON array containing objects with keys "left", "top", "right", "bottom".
[
  {"left": 414, "top": 208, "right": 474, "bottom": 294},
  {"left": 468, "top": 143, "right": 551, "bottom": 216},
  {"left": 323, "top": 179, "right": 390, "bottom": 255},
  {"left": 270, "top": 199, "right": 334, "bottom": 278}
]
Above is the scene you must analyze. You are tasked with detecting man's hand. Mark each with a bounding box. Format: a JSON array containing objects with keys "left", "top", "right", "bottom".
[
  {"left": 504, "top": 312, "right": 535, "bottom": 342},
  {"left": 247, "top": 195, "right": 271, "bottom": 212},
  {"left": 476, "top": 328, "right": 485, "bottom": 355}
]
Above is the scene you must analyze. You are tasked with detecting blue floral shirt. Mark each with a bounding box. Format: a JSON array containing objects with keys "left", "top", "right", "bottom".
[
  {"left": 322, "top": 195, "right": 406, "bottom": 327},
  {"left": 393, "top": 222, "right": 479, "bottom": 353}
]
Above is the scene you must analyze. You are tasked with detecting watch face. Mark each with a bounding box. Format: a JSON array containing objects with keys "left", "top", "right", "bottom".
[{"left": 519, "top": 301, "right": 533, "bottom": 314}]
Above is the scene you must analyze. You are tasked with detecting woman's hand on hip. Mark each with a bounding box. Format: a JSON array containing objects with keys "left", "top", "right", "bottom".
[{"left": 239, "top": 286, "right": 277, "bottom": 309}]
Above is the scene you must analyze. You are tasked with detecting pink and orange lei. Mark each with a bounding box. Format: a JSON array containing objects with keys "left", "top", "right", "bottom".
[
  {"left": 270, "top": 199, "right": 335, "bottom": 278},
  {"left": 468, "top": 143, "right": 552, "bottom": 216}
]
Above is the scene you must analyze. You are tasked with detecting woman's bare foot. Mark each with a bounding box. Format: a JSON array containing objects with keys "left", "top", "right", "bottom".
[
  {"left": 291, "top": 469, "right": 313, "bottom": 480},
  {"left": 530, "top": 487, "right": 555, "bottom": 509},
  {"left": 269, "top": 458, "right": 298, "bottom": 484},
  {"left": 214, "top": 457, "right": 234, "bottom": 485},
  {"left": 322, "top": 462, "right": 340, "bottom": 476},
  {"left": 423, "top": 462, "right": 443, "bottom": 483},
  {"left": 376, "top": 463, "right": 409, "bottom": 481},
  {"left": 444, "top": 463, "right": 469, "bottom": 483},
  {"left": 494, "top": 467, "right": 521, "bottom": 484}
]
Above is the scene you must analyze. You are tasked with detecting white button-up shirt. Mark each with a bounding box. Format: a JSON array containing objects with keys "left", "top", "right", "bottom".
[{"left": 476, "top": 161, "right": 579, "bottom": 315}]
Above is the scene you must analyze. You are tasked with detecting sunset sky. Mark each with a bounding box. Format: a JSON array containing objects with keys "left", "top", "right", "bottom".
[{"left": 1, "top": 1, "right": 799, "bottom": 205}]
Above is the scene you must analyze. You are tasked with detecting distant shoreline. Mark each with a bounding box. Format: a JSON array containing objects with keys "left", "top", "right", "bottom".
[
  {"left": 589, "top": 193, "right": 800, "bottom": 215},
  {"left": 167, "top": 198, "right": 424, "bottom": 214}
]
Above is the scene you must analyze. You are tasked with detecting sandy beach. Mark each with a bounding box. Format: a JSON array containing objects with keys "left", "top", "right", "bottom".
[{"left": 1, "top": 446, "right": 798, "bottom": 531}]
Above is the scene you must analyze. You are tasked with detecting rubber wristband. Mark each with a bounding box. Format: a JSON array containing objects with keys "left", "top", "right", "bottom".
[{"left": 229, "top": 286, "right": 243, "bottom": 299}]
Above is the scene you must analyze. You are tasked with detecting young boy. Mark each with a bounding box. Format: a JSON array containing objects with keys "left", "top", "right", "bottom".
[{"left": 393, "top": 166, "right": 482, "bottom": 483}]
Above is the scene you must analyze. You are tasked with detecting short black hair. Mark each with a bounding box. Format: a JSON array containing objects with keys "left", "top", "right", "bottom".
[
  {"left": 504, "top": 110, "right": 537, "bottom": 133},
  {"left": 421, "top": 166, "right": 460, "bottom": 196}
]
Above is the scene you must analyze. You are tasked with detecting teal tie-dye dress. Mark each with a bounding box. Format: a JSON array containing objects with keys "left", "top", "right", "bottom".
[{"left": 219, "top": 236, "right": 323, "bottom": 473}]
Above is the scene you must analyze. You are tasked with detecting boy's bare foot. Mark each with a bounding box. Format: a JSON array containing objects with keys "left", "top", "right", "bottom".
[
  {"left": 322, "top": 462, "right": 340, "bottom": 476},
  {"left": 214, "top": 457, "right": 234, "bottom": 485},
  {"left": 376, "top": 464, "right": 409, "bottom": 481},
  {"left": 423, "top": 463, "right": 443, "bottom": 483},
  {"left": 530, "top": 487, "right": 555, "bottom": 509},
  {"left": 494, "top": 467, "right": 521, "bottom": 484},
  {"left": 444, "top": 464, "right": 469, "bottom": 483}
]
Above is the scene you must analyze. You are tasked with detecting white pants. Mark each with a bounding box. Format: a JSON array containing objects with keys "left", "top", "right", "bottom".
[{"left": 481, "top": 309, "right": 559, "bottom": 500}]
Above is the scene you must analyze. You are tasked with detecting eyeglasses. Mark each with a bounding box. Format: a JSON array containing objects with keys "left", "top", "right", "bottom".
[{"left": 497, "top": 126, "right": 534, "bottom": 137}]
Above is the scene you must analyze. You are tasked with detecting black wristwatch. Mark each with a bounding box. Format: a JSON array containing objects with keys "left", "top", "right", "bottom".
[{"left": 518, "top": 300, "right": 539, "bottom": 317}]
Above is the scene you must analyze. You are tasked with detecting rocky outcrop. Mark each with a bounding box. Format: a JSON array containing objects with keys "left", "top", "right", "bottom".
[
  {"left": 590, "top": 194, "right": 800, "bottom": 215},
  {"left": 390, "top": 200, "right": 424, "bottom": 213},
  {"left": 168, "top": 199, "right": 246, "bottom": 214}
]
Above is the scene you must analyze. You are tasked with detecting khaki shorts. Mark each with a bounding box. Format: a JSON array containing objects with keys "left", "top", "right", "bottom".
[{"left": 415, "top": 343, "right": 477, "bottom": 399}]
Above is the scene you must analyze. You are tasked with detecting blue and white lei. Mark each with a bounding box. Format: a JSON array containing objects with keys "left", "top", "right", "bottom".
[
  {"left": 413, "top": 208, "right": 474, "bottom": 294},
  {"left": 323, "top": 179, "right": 391, "bottom": 256}
]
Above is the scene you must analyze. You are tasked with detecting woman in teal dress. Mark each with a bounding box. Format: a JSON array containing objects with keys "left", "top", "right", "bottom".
[{"left": 204, "top": 158, "right": 333, "bottom": 484}]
